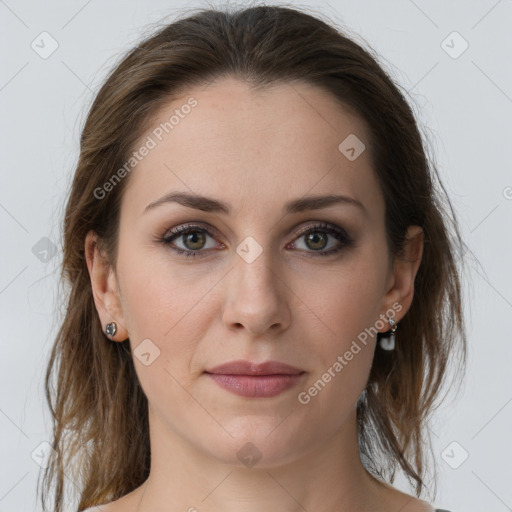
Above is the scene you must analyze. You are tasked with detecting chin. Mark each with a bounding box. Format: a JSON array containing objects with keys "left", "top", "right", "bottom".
[{"left": 200, "top": 417, "right": 312, "bottom": 469}]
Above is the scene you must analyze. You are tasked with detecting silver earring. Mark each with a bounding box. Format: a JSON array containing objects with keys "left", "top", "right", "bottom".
[
  {"left": 379, "top": 317, "right": 398, "bottom": 351},
  {"left": 105, "top": 322, "right": 117, "bottom": 337}
]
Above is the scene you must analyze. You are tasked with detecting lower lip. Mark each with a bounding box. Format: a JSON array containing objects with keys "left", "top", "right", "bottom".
[{"left": 206, "top": 373, "right": 305, "bottom": 398}]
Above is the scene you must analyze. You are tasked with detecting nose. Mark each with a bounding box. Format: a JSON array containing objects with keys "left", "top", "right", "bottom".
[{"left": 222, "top": 247, "right": 291, "bottom": 337}]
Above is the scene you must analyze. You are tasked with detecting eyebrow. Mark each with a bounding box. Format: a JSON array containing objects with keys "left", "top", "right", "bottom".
[{"left": 143, "top": 192, "right": 366, "bottom": 216}]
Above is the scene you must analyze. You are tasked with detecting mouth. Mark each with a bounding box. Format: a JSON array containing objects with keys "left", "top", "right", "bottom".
[{"left": 204, "top": 360, "right": 306, "bottom": 398}]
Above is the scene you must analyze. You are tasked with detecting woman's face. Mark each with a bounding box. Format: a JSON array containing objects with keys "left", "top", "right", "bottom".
[{"left": 91, "top": 77, "right": 420, "bottom": 468}]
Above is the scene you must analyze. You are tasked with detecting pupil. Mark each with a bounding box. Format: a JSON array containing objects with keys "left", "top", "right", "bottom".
[
  {"left": 307, "top": 232, "right": 327, "bottom": 250},
  {"left": 181, "top": 231, "right": 328, "bottom": 252},
  {"left": 185, "top": 232, "right": 205, "bottom": 250}
]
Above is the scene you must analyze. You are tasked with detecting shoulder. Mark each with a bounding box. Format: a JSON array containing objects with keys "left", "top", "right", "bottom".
[
  {"left": 401, "top": 498, "right": 437, "bottom": 512},
  {"left": 80, "top": 489, "right": 140, "bottom": 512},
  {"left": 370, "top": 477, "right": 438, "bottom": 512},
  {"left": 80, "top": 503, "right": 115, "bottom": 512},
  {"left": 376, "top": 486, "right": 438, "bottom": 512}
]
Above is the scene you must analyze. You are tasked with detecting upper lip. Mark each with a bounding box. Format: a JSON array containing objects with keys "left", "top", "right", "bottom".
[{"left": 205, "top": 360, "right": 304, "bottom": 376}]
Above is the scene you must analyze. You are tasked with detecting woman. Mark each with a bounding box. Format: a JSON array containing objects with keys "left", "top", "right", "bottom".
[{"left": 40, "top": 5, "right": 466, "bottom": 512}]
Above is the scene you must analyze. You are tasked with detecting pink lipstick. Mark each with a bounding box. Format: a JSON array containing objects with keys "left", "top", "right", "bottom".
[{"left": 205, "top": 360, "right": 305, "bottom": 398}]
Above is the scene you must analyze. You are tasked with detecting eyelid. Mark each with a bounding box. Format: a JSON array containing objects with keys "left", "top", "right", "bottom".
[
  {"left": 287, "top": 222, "right": 353, "bottom": 251},
  {"left": 162, "top": 222, "right": 221, "bottom": 242},
  {"left": 159, "top": 219, "right": 353, "bottom": 260},
  {"left": 293, "top": 222, "right": 350, "bottom": 239},
  {"left": 162, "top": 220, "right": 350, "bottom": 243}
]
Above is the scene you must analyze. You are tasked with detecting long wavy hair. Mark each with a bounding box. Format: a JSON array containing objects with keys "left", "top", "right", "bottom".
[{"left": 40, "top": 4, "right": 468, "bottom": 511}]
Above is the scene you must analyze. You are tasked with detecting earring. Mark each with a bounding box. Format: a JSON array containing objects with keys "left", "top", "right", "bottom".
[
  {"left": 105, "top": 322, "right": 117, "bottom": 338},
  {"left": 379, "top": 317, "right": 398, "bottom": 351}
]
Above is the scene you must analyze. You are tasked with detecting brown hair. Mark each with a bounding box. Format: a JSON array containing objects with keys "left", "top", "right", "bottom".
[{"left": 40, "top": 4, "right": 467, "bottom": 511}]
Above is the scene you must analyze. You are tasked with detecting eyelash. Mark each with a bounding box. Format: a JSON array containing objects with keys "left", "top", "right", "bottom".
[{"left": 157, "top": 222, "right": 354, "bottom": 259}]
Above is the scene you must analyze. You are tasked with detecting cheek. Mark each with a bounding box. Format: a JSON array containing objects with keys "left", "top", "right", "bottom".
[
  {"left": 116, "top": 242, "right": 224, "bottom": 380},
  {"left": 293, "top": 277, "right": 380, "bottom": 432},
  {"left": 117, "top": 236, "right": 200, "bottom": 332},
  {"left": 295, "top": 248, "right": 387, "bottom": 396},
  {"left": 300, "top": 256, "right": 387, "bottom": 347}
]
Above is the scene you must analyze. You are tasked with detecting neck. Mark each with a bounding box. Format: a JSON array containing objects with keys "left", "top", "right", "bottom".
[{"left": 134, "top": 406, "right": 387, "bottom": 512}]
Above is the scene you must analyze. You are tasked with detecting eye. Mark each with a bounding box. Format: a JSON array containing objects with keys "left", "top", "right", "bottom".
[
  {"left": 157, "top": 222, "right": 354, "bottom": 259},
  {"left": 159, "top": 224, "right": 221, "bottom": 258},
  {"left": 288, "top": 222, "right": 353, "bottom": 257}
]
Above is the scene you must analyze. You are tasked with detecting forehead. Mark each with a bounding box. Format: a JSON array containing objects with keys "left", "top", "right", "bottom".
[{"left": 121, "top": 76, "right": 382, "bottom": 220}]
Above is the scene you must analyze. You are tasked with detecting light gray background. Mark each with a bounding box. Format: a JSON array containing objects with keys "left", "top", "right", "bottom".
[{"left": 1, "top": 1, "right": 511, "bottom": 511}]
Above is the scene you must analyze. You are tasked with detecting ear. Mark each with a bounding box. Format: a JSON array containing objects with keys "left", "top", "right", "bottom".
[
  {"left": 85, "top": 230, "right": 129, "bottom": 342},
  {"left": 378, "top": 225, "right": 424, "bottom": 331}
]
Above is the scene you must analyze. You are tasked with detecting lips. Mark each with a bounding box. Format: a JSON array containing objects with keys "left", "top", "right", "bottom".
[
  {"left": 205, "top": 360, "right": 303, "bottom": 376},
  {"left": 204, "top": 360, "right": 305, "bottom": 398}
]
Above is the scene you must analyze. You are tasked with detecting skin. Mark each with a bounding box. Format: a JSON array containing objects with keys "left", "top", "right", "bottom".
[{"left": 85, "top": 77, "right": 430, "bottom": 512}]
